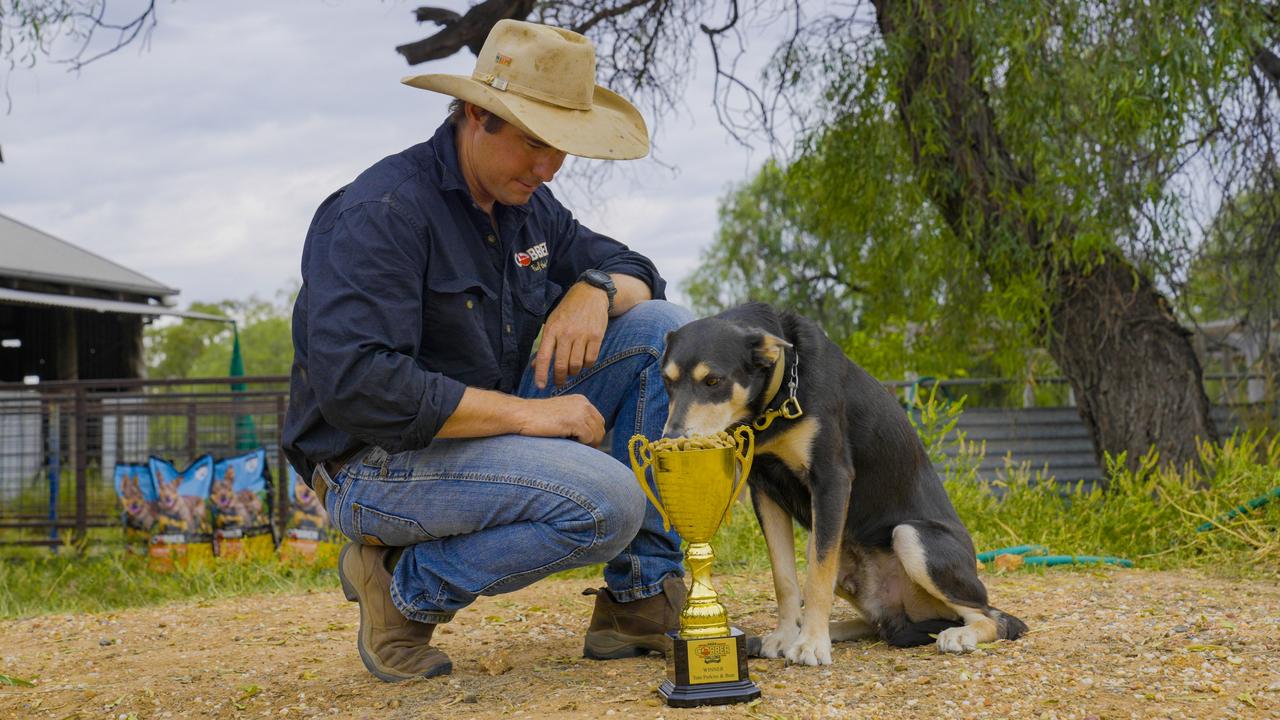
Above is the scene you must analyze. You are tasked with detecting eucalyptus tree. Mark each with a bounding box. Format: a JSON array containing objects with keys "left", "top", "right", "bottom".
[{"left": 394, "top": 0, "right": 1280, "bottom": 473}]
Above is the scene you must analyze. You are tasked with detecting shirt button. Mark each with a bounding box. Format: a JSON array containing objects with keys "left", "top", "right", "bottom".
[
  {"left": 465, "top": 299, "right": 475, "bottom": 310},
  {"left": 486, "top": 234, "right": 497, "bottom": 245},
  {"left": 505, "top": 324, "right": 513, "bottom": 334}
]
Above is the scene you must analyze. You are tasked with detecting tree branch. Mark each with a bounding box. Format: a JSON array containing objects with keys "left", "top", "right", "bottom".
[
  {"left": 571, "top": 0, "right": 659, "bottom": 36},
  {"left": 396, "top": 0, "right": 536, "bottom": 65}
]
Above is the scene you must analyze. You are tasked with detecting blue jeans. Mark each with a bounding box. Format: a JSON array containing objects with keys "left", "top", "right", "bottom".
[{"left": 317, "top": 300, "right": 692, "bottom": 623}]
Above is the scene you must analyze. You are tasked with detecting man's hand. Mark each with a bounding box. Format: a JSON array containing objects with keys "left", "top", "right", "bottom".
[
  {"left": 533, "top": 281, "right": 609, "bottom": 389},
  {"left": 515, "top": 394, "right": 606, "bottom": 446}
]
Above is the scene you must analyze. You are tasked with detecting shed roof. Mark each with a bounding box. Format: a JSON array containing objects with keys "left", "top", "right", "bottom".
[{"left": 0, "top": 212, "right": 177, "bottom": 299}]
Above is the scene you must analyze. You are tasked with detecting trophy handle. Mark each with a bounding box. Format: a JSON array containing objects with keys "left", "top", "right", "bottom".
[
  {"left": 628, "top": 435, "right": 672, "bottom": 532},
  {"left": 721, "top": 425, "right": 755, "bottom": 527}
]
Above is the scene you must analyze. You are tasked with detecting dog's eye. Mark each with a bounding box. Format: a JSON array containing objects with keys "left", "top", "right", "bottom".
[{"left": 705, "top": 376, "right": 720, "bottom": 387}]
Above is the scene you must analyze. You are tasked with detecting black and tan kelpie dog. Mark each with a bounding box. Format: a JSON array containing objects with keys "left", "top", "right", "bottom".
[{"left": 660, "top": 302, "right": 1027, "bottom": 666}]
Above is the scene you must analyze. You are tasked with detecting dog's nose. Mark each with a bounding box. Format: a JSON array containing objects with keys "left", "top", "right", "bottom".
[{"left": 661, "top": 425, "right": 686, "bottom": 439}]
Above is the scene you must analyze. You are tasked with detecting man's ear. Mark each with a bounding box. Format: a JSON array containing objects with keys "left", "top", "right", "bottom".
[{"left": 747, "top": 331, "right": 792, "bottom": 368}]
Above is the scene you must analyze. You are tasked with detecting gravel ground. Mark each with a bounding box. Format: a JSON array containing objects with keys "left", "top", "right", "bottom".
[{"left": 2, "top": 567, "right": 1279, "bottom": 719}]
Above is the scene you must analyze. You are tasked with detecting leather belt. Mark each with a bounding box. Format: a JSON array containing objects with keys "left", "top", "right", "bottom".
[{"left": 313, "top": 447, "right": 360, "bottom": 509}]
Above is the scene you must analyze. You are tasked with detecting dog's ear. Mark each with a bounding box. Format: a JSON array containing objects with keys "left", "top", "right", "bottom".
[{"left": 748, "top": 331, "right": 792, "bottom": 368}]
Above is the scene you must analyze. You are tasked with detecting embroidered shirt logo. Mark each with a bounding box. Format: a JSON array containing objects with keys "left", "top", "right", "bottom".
[{"left": 514, "top": 242, "right": 548, "bottom": 271}]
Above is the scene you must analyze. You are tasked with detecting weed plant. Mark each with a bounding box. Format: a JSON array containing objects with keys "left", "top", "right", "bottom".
[{"left": 913, "top": 388, "right": 1280, "bottom": 575}]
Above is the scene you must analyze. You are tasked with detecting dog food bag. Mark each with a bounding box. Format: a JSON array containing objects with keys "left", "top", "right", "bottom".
[
  {"left": 146, "top": 454, "right": 215, "bottom": 571},
  {"left": 113, "top": 462, "right": 158, "bottom": 554},
  {"left": 211, "top": 448, "right": 275, "bottom": 561},
  {"left": 280, "top": 465, "right": 340, "bottom": 565}
]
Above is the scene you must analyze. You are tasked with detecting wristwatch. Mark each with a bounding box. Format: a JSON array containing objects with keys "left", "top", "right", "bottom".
[{"left": 577, "top": 268, "right": 616, "bottom": 314}]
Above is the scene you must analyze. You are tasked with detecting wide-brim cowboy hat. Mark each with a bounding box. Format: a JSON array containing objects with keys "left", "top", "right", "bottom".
[{"left": 402, "top": 20, "right": 649, "bottom": 160}]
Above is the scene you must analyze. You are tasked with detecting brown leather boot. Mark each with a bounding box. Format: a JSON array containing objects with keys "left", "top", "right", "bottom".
[
  {"left": 338, "top": 543, "right": 452, "bottom": 681},
  {"left": 582, "top": 573, "right": 685, "bottom": 659}
]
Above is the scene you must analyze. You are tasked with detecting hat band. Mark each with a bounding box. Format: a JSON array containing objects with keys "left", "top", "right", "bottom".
[{"left": 474, "top": 71, "right": 592, "bottom": 111}]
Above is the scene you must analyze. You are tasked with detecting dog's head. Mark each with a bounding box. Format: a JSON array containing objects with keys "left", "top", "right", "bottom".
[{"left": 660, "top": 317, "right": 791, "bottom": 438}]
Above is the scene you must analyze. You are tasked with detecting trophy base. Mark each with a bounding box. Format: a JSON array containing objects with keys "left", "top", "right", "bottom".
[{"left": 658, "top": 627, "right": 761, "bottom": 708}]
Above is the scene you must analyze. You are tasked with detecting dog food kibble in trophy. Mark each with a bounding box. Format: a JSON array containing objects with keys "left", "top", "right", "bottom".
[{"left": 648, "top": 431, "right": 736, "bottom": 453}]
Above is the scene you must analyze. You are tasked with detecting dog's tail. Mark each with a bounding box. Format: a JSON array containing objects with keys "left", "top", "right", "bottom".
[{"left": 991, "top": 607, "right": 1028, "bottom": 641}]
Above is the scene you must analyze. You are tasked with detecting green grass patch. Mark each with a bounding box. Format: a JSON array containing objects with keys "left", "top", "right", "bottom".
[{"left": 0, "top": 551, "right": 337, "bottom": 619}]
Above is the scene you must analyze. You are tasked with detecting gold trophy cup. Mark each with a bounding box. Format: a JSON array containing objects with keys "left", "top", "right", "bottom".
[{"left": 628, "top": 426, "right": 761, "bottom": 708}]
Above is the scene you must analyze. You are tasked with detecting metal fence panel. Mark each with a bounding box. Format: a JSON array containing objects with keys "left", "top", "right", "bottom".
[{"left": 0, "top": 377, "right": 291, "bottom": 547}]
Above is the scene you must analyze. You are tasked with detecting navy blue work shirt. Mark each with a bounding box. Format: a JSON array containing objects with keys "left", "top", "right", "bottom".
[{"left": 283, "top": 120, "right": 666, "bottom": 481}]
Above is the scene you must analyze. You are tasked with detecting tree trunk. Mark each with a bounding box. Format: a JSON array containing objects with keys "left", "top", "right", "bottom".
[
  {"left": 873, "top": 0, "right": 1218, "bottom": 477},
  {"left": 1050, "top": 255, "right": 1218, "bottom": 473}
]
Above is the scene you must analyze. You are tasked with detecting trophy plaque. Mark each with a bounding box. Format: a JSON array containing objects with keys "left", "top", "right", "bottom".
[{"left": 628, "top": 426, "right": 762, "bottom": 708}]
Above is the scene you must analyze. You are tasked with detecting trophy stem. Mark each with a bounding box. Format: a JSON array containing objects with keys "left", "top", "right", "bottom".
[{"left": 680, "top": 541, "right": 729, "bottom": 639}]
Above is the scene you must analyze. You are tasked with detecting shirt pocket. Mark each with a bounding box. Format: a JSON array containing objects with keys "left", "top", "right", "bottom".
[
  {"left": 421, "top": 274, "right": 499, "bottom": 383},
  {"left": 513, "top": 276, "right": 564, "bottom": 318},
  {"left": 424, "top": 274, "right": 496, "bottom": 314}
]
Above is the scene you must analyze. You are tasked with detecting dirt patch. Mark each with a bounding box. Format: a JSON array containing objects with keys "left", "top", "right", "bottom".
[{"left": 2, "top": 568, "right": 1279, "bottom": 719}]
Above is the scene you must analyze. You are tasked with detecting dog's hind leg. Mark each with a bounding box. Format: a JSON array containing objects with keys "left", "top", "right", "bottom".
[
  {"left": 752, "top": 487, "right": 803, "bottom": 659},
  {"left": 828, "top": 618, "right": 877, "bottom": 643},
  {"left": 892, "top": 523, "right": 1027, "bottom": 653},
  {"left": 829, "top": 586, "right": 877, "bottom": 643},
  {"left": 879, "top": 616, "right": 964, "bottom": 648}
]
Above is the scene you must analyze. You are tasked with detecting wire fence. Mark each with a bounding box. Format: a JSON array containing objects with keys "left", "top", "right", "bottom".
[{"left": 0, "top": 376, "right": 290, "bottom": 548}]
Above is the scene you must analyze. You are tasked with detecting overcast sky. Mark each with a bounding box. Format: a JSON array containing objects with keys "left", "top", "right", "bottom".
[{"left": 0, "top": 1, "right": 777, "bottom": 310}]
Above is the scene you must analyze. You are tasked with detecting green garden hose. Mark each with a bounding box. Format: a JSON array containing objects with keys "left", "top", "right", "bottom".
[
  {"left": 1195, "top": 486, "right": 1280, "bottom": 532},
  {"left": 975, "top": 545, "right": 1048, "bottom": 562},
  {"left": 1021, "top": 555, "right": 1133, "bottom": 568},
  {"left": 977, "top": 545, "right": 1132, "bottom": 567}
]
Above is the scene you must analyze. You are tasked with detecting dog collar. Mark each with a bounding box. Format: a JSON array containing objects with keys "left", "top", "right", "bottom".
[{"left": 752, "top": 348, "right": 803, "bottom": 432}]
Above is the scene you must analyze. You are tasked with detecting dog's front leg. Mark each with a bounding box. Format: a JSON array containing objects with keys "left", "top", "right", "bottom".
[
  {"left": 751, "top": 487, "right": 802, "bottom": 659},
  {"left": 786, "top": 465, "right": 852, "bottom": 666}
]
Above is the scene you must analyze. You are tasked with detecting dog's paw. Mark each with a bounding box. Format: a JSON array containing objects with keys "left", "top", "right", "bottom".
[
  {"left": 784, "top": 635, "right": 832, "bottom": 666},
  {"left": 936, "top": 626, "right": 979, "bottom": 653},
  {"left": 759, "top": 626, "right": 800, "bottom": 659}
]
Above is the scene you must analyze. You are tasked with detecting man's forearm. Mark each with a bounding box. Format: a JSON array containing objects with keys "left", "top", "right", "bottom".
[
  {"left": 435, "top": 387, "right": 527, "bottom": 439},
  {"left": 609, "top": 273, "right": 652, "bottom": 317},
  {"left": 435, "top": 386, "right": 606, "bottom": 445}
]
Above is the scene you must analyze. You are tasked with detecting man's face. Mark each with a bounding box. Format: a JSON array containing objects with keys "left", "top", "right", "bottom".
[{"left": 460, "top": 110, "right": 567, "bottom": 209}]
